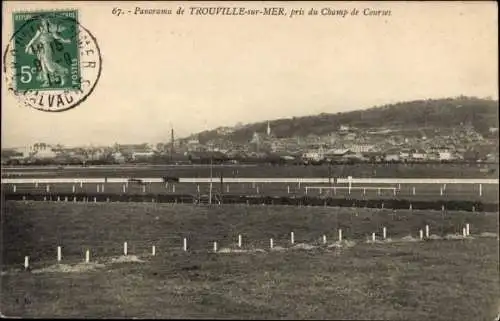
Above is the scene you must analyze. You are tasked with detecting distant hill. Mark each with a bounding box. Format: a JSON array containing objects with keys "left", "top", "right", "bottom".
[{"left": 188, "top": 96, "right": 499, "bottom": 144}]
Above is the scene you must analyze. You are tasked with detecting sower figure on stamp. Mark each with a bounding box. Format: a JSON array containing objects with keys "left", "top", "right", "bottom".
[{"left": 24, "top": 18, "right": 71, "bottom": 87}]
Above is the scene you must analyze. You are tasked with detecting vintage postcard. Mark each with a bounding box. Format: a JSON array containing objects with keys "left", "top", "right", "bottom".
[{"left": 1, "top": 1, "right": 498, "bottom": 319}]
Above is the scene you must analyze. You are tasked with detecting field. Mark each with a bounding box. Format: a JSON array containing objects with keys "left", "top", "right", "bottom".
[
  {"left": 1, "top": 201, "right": 499, "bottom": 319},
  {"left": 2, "top": 163, "right": 499, "bottom": 179}
]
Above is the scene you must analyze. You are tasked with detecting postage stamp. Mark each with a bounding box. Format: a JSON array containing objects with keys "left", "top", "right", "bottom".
[{"left": 3, "top": 9, "right": 102, "bottom": 112}]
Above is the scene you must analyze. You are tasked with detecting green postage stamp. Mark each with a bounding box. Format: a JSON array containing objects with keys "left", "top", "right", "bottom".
[
  {"left": 4, "top": 9, "right": 102, "bottom": 112},
  {"left": 13, "top": 10, "right": 81, "bottom": 91}
]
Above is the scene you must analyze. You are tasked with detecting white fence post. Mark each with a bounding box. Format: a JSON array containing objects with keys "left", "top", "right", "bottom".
[
  {"left": 287, "top": 185, "right": 290, "bottom": 194},
  {"left": 85, "top": 250, "right": 90, "bottom": 263},
  {"left": 13, "top": 185, "right": 16, "bottom": 192},
  {"left": 419, "top": 229, "right": 423, "bottom": 240},
  {"left": 425, "top": 225, "right": 430, "bottom": 238},
  {"left": 462, "top": 227, "right": 467, "bottom": 237},
  {"left": 57, "top": 246, "right": 62, "bottom": 262},
  {"left": 72, "top": 185, "right": 75, "bottom": 193},
  {"left": 338, "top": 229, "right": 343, "bottom": 242},
  {"left": 238, "top": 234, "right": 242, "bottom": 248},
  {"left": 322, "top": 235, "right": 327, "bottom": 244},
  {"left": 183, "top": 238, "right": 187, "bottom": 252},
  {"left": 213, "top": 241, "right": 218, "bottom": 252},
  {"left": 291, "top": 232, "right": 294, "bottom": 244},
  {"left": 466, "top": 223, "right": 470, "bottom": 236},
  {"left": 124, "top": 242, "right": 128, "bottom": 256},
  {"left": 479, "top": 184, "right": 482, "bottom": 197},
  {"left": 173, "top": 184, "right": 176, "bottom": 193},
  {"left": 24, "top": 256, "right": 29, "bottom": 270},
  {"left": 372, "top": 232, "right": 376, "bottom": 242},
  {"left": 270, "top": 238, "right": 274, "bottom": 249},
  {"left": 383, "top": 227, "right": 387, "bottom": 240},
  {"left": 152, "top": 245, "right": 156, "bottom": 256}
]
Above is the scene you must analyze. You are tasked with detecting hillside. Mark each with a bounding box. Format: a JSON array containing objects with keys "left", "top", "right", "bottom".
[{"left": 189, "top": 97, "right": 498, "bottom": 144}]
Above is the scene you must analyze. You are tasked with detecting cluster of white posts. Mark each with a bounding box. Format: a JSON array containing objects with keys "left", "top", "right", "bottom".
[
  {"left": 21, "top": 223, "right": 472, "bottom": 270},
  {"left": 10, "top": 182, "right": 486, "bottom": 197}
]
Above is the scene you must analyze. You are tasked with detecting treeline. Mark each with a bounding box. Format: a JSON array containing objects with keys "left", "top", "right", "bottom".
[{"left": 195, "top": 97, "right": 499, "bottom": 144}]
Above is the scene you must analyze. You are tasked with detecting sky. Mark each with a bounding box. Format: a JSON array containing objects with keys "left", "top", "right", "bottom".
[{"left": 2, "top": 1, "right": 498, "bottom": 148}]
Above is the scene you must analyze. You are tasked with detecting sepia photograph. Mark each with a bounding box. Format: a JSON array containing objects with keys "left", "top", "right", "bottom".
[{"left": 1, "top": 1, "right": 499, "bottom": 319}]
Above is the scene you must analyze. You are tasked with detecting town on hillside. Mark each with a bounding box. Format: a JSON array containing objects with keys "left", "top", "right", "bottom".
[{"left": 2, "top": 121, "right": 499, "bottom": 166}]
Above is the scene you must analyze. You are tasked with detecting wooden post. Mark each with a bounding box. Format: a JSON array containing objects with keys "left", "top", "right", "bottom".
[
  {"left": 57, "top": 246, "right": 62, "bottom": 262},
  {"left": 238, "top": 234, "right": 242, "bottom": 248},
  {"left": 270, "top": 238, "right": 274, "bottom": 249},
  {"left": 183, "top": 238, "right": 187, "bottom": 252},
  {"left": 152, "top": 245, "right": 156, "bottom": 256},
  {"left": 124, "top": 242, "right": 128, "bottom": 256},
  {"left": 291, "top": 232, "right": 294, "bottom": 244},
  {"left": 383, "top": 227, "right": 387, "bottom": 239},
  {"left": 85, "top": 250, "right": 90, "bottom": 263},
  {"left": 24, "top": 256, "right": 29, "bottom": 270},
  {"left": 425, "top": 225, "right": 430, "bottom": 238},
  {"left": 322, "top": 235, "right": 327, "bottom": 244},
  {"left": 466, "top": 223, "right": 470, "bottom": 236},
  {"left": 338, "top": 229, "right": 342, "bottom": 242},
  {"left": 213, "top": 242, "right": 218, "bottom": 253}
]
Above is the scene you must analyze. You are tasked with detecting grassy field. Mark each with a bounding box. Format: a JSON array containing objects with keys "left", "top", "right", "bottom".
[
  {"left": 1, "top": 202, "right": 499, "bottom": 319},
  {"left": 2, "top": 163, "right": 499, "bottom": 179}
]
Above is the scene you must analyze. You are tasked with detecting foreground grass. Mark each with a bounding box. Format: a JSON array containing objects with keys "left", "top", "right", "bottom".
[{"left": 1, "top": 202, "right": 499, "bottom": 319}]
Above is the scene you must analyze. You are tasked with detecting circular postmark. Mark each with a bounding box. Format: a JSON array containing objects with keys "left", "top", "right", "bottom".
[{"left": 3, "top": 11, "right": 102, "bottom": 112}]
